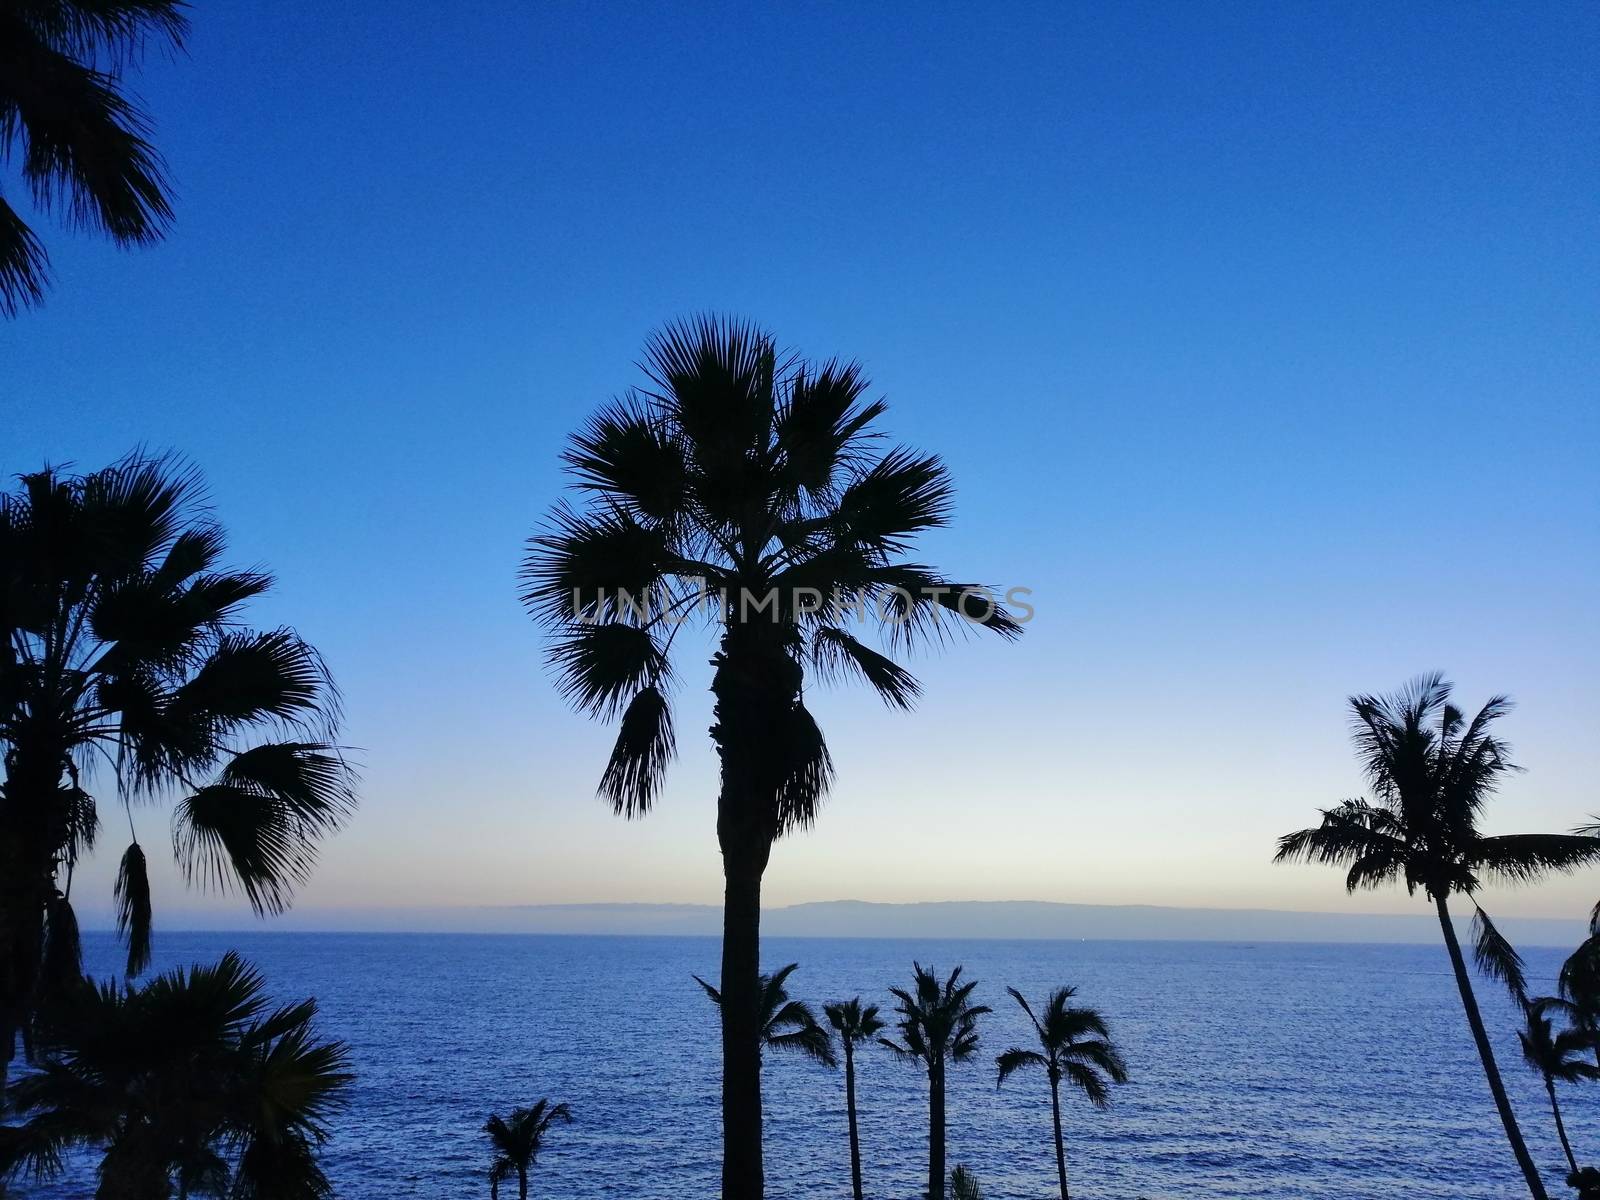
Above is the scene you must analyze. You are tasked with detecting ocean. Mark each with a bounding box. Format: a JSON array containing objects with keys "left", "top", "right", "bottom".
[{"left": 27, "top": 931, "right": 1597, "bottom": 1198}]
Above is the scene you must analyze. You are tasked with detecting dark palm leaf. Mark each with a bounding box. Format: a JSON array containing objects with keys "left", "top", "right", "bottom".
[
  {"left": 113, "top": 840, "right": 151, "bottom": 975},
  {"left": 1471, "top": 904, "right": 1527, "bottom": 1003},
  {"left": 809, "top": 626, "right": 920, "bottom": 709},
  {"left": 596, "top": 685, "right": 675, "bottom": 817}
]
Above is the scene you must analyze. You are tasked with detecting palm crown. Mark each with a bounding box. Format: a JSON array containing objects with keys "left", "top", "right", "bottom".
[
  {"left": 881, "top": 963, "right": 990, "bottom": 1069},
  {"left": 996, "top": 986, "right": 1129, "bottom": 1107},
  {"left": 0, "top": 0, "right": 185, "bottom": 314},
  {"left": 0, "top": 457, "right": 356, "bottom": 988},
  {"left": 484, "top": 1100, "right": 572, "bottom": 1200},
  {"left": 1274, "top": 672, "right": 1600, "bottom": 992},
  {"left": 1520, "top": 999, "right": 1600, "bottom": 1086},
  {"left": 0, "top": 951, "right": 351, "bottom": 1197},
  {"left": 824, "top": 997, "right": 885, "bottom": 1048},
  {"left": 696, "top": 963, "right": 837, "bottom": 1068},
  {"left": 520, "top": 315, "right": 1018, "bottom": 836}
]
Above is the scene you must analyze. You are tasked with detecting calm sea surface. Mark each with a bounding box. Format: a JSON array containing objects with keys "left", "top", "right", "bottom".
[{"left": 32, "top": 932, "right": 1597, "bottom": 1198}]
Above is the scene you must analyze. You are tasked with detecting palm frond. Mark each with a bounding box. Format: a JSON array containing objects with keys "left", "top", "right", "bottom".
[
  {"left": 1063, "top": 1059, "right": 1115, "bottom": 1108},
  {"left": 809, "top": 625, "right": 920, "bottom": 709},
  {"left": 950, "top": 1164, "right": 984, "bottom": 1200},
  {"left": 174, "top": 743, "right": 356, "bottom": 915},
  {"left": 995, "top": 1047, "right": 1046, "bottom": 1087},
  {"left": 113, "top": 840, "right": 151, "bottom": 975},
  {"left": 596, "top": 685, "right": 675, "bottom": 817},
  {"left": 561, "top": 395, "right": 688, "bottom": 523},
  {"left": 1470, "top": 903, "right": 1527, "bottom": 1003},
  {"left": 9, "top": 34, "right": 174, "bottom": 244},
  {"left": 171, "top": 628, "right": 334, "bottom": 729},
  {"left": 774, "top": 701, "right": 831, "bottom": 835},
  {"left": 520, "top": 504, "right": 670, "bottom": 628},
  {"left": 548, "top": 621, "right": 670, "bottom": 717},
  {"left": 1473, "top": 833, "right": 1600, "bottom": 885},
  {"left": 0, "top": 196, "right": 49, "bottom": 315}
]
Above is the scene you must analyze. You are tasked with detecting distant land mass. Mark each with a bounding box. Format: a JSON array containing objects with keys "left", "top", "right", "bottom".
[{"left": 99, "top": 899, "right": 1590, "bottom": 947}]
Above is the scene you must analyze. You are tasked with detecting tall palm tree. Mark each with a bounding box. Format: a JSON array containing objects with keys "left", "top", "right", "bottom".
[
  {"left": 881, "top": 963, "right": 991, "bottom": 1200},
  {"left": 1519, "top": 998, "right": 1599, "bottom": 1177},
  {"left": 0, "top": 950, "right": 352, "bottom": 1198},
  {"left": 995, "top": 986, "right": 1128, "bottom": 1200},
  {"left": 0, "top": 456, "right": 357, "bottom": 1091},
  {"left": 521, "top": 316, "right": 1019, "bottom": 1198},
  {"left": 0, "top": 0, "right": 185, "bottom": 315},
  {"left": 824, "top": 997, "right": 885, "bottom": 1200},
  {"left": 483, "top": 1100, "right": 571, "bottom": 1200},
  {"left": 1275, "top": 673, "right": 1600, "bottom": 1200},
  {"left": 695, "top": 962, "right": 838, "bottom": 1068}
]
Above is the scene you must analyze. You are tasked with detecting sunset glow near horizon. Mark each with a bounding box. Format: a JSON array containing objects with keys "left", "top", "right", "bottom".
[{"left": 4, "top": 3, "right": 1597, "bottom": 929}]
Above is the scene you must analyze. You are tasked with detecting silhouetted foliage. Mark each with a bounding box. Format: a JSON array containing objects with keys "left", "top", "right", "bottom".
[
  {"left": 996, "top": 985, "right": 1128, "bottom": 1200},
  {"left": 0, "top": 0, "right": 187, "bottom": 314},
  {"left": 824, "top": 997, "right": 885, "bottom": 1200},
  {"left": 1275, "top": 673, "right": 1600, "bottom": 1200},
  {"left": 1519, "top": 998, "right": 1600, "bottom": 1177},
  {"left": 522, "top": 315, "right": 1018, "bottom": 1200},
  {"left": 484, "top": 1100, "right": 571, "bottom": 1200},
  {"left": 0, "top": 951, "right": 351, "bottom": 1199},
  {"left": 696, "top": 963, "right": 837, "bottom": 1068},
  {"left": 950, "top": 1164, "right": 983, "bottom": 1200},
  {"left": 881, "top": 963, "right": 990, "bottom": 1200},
  {"left": 0, "top": 455, "right": 357, "bottom": 1090}
]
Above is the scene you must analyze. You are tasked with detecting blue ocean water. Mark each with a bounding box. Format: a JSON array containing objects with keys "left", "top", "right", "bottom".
[{"left": 28, "top": 932, "right": 1597, "bottom": 1199}]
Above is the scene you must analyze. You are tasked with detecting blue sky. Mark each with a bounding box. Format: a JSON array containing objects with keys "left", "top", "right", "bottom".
[{"left": 3, "top": 1, "right": 1597, "bottom": 926}]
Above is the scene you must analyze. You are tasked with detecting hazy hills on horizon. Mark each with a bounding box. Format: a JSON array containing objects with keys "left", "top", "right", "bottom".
[{"left": 79, "top": 897, "right": 1590, "bottom": 948}]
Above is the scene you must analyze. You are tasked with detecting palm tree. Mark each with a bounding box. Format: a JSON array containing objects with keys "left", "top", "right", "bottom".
[
  {"left": 995, "top": 986, "right": 1129, "bottom": 1200},
  {"left": 1519, "top": 998, "right": 1599, "bottom": 1177},
  {"left": 824, "top": 997, "right": 885, "bottom": 1200},
  {"left": 0, "top": 950, "right": 351, "bottom": 1198},
  {"left": 1275, "top": 673, "right": 1600, "bottom": 1200},
  {"left": 0, "top": 456, "right": 357, "bottom": 1092},
  {"left": 521, "top": 316, "right": 1019, "bottom": 1198},
  {"left": 1558, "top": 860, "right": 1600, "bottom": 1070},
  {"left": 696, "top": 962, "right": 838, "bottom": 1069},
  {"left": 881, "top": 963, "right": 991, "bottom": 1200},
  {"left": 0, "top": 0, "right": 185, "bottom": 315},
  {"left": 484, "top": 1100, "right": 571, "bottom": 1200}
]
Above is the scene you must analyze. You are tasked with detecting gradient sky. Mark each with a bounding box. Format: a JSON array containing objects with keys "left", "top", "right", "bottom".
[{"left": 3, "top": 1, "right": 1597, "bottom": 927}]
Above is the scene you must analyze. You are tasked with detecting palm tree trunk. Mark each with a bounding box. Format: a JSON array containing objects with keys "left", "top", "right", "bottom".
[
  {"left": 710, "top": 624, "right": 797, "bottom": 1200},
  {"left": 1547, "top": 1078, "right": 1578, "bottom": 1176},
  {"left": 1436, "top": 894, "right": 1550, "bottom": 1200},
  {"left": 518, "top": 1167, "right": 528, "bottom": 1200},
  {"left": 1050, "top": 1074, "right": 1070, "bottom": 1200},
  {"left": 928, "top": 1058, "right": 946, "bottom": 1200},
  {"left": 719, "top": 843, "right": 765, "bottom": 1200},
  {"left": 845, "top": 1041, "right": 865, "bottom": 1200}
]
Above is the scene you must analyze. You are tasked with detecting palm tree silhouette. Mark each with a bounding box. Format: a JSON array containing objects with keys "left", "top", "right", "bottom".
[
  {"left": 1519, "top": 999, "right": 1599, "bottom": 1177},
  {"left": 0, "top": 951, "right": 351, "bottom": 1196},
  {"left": 881, "top": 963, "right": 991, "bottom": 1200},
  {"left": 0, "top": 0, "right": 186, "bottom": 314},
  {"left": 1275, "top": 673, "right": 1600, "bottom": 1200},
  {"left": 696, "top": 962, "right": 838, "bottom": 1068},
  {"left": 995, "top": 986, "right": 1128, "bottom": 1200},
  {"left": 1556, "top": 938, "right": 1600, "bottom": 1072},
  {"left": 1557, "top": 862, "right": 1600, "bottom": 1070},
  {"left": 0, "top": 456, "right": 356, "bottom": 1092},
  {"left": 521, "top": 316, "right": 1018, "bottom": 1198},
  {"left": 824, "top": 997, "right": 885, "bottom": 1200},
  {"left": 484, "top": 1100, "right": 572, "bottom": 1200}
]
